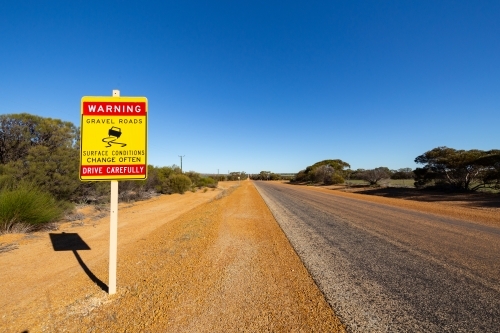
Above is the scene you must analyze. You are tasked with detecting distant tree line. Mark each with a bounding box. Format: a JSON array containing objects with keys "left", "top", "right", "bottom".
[
  {"left": 226, "top": 171, "right": 247, "bottom": 181},
  {"left": 291, "top": 147, "right": 499, "bottom": 192},
  {"left": 250, "top": 171, "right": 284, "bottom": 181}
]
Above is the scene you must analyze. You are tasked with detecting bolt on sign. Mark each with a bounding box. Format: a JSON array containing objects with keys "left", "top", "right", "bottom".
[{"left": 80, "top": 96, "right": 148, "bottom": 180}]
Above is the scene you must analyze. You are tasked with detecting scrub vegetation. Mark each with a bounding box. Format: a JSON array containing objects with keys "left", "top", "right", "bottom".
[
  {"left": 291, "top": 149, "right": 499, "bottom": 192},
  {"left": 1, "top": 113, "right": 498, "bottom": 233},
  {"left": 0, "top": 113, "right": 218, "bottom": 233},
  {"left": 250, "top": 171, "right": 294, "bottom": 181},
  {"left": 0, "top": 184, "right": 66, "bottom": 233},
  {"left": 414, "top": 147, "right": 500, "bottom": 191},
  {"left": 293, "top": 159, "right": 351, "bottom": 185}
]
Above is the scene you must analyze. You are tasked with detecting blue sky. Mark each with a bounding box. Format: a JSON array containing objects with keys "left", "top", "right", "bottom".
[{"left": 1, "top": 1, "right": 499, "bottom": 174}]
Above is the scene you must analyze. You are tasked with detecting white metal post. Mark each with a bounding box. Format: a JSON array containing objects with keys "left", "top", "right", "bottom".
[
  {"left": 109, "top": 180, "right": 118, "bottom": 294},
  {"left": 109, "top": 89, "right": 120, "bottom": 295}
]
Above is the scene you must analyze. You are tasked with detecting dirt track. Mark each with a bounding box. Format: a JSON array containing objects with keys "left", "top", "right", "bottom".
[{"left": 0, "top": 181, "right": 345, "bottom": 332}]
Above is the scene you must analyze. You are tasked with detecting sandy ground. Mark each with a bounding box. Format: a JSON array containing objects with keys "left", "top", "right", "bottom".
[
  {"left": 1, "top": 180, "right": 497, "bottom": 332},
  {"left": 0, "top": 181, "right": 345, "bottom": 332}
]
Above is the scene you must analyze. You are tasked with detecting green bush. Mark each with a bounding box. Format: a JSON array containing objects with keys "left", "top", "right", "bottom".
[
  {"left": 197, "top": 176, "right": 217, "bottom": 188},
  {"left": 164, "top": 174, "right": 192, "bottom": 194},
  {"left": 0, "top": 114, "right": 80, "bottom": 201},
  {"left": 330, "top": 174, "right": 345, "bottom": 185},
  {"left": 0, "top": 185, "right": 65, "bottom": 230}
]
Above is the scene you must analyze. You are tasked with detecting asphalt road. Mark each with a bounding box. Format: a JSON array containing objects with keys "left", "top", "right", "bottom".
[{"left": 254, "top": 181, "right": 500, "bottom": 333}]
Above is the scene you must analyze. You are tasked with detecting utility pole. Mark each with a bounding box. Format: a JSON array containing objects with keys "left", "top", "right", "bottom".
[{"left": 179, "top": 155, "right": 185, "bottom": 173}]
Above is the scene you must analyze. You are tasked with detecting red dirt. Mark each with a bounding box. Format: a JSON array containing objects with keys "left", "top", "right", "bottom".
[{"left": 0, "top": 181, "right": 345, "bottom": 332}]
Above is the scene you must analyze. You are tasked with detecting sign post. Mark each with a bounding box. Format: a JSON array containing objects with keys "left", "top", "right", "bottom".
[{"left": 80, "top": 90, "right": 148, "bottom": 294}]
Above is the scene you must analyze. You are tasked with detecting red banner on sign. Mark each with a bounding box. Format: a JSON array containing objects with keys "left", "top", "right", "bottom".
[
  {"left": 81, "top": 165, "right": 147, "bottom": 176},
  {"left": 82, "top": 102, "right": 147, "bottom": 116}
]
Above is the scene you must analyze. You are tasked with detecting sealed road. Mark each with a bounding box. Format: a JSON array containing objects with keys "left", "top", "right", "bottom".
[{"left": 254, "top": 181, "right": 500, "bottom": 332}]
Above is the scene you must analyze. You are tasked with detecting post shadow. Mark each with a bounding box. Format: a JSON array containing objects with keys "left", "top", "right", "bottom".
[{"left": 49, "top": 233, "right": 108, "bottom": 293}]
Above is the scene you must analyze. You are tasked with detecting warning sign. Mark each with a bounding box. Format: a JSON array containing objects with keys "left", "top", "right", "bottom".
[{"left": 80, "top": 96, "right": 148, "bottom": 181}]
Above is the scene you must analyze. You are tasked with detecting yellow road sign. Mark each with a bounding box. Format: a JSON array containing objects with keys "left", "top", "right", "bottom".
[{"left": 80, "top": 96, "right": 148, "bottom": 180}]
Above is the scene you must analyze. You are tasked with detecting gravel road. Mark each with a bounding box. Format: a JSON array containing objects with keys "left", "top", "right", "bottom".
[{"left": 254, "top": 181, "right": 500, "bottom": 332}]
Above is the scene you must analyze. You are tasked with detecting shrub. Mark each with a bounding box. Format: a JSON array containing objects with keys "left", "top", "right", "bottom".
[
  {"left": 74, "top": 181, "right": 111, "bottom": 204},
  {"left": 0, "top": 114, "right": 80, "bottom": 201},
  {"left": 197, "top": 176, "right": 217, "bottom": 188},
  {"left": 0, "top": 185, "right": 66, "bottom": 233},
  {"left": 293, "top": 159, "right": 351, "bottom": 183},
  {"left": 358, "top": 167, "right": 391, "bottom": 185},
  {"left": 166, "top": 174, "right": 192, "bottom": 194},
  {"left": 331, "top": 174, "right": 345, "bottom": 184}
]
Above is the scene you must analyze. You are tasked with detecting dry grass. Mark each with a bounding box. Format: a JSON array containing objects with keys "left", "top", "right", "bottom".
[
  {"left": 0, "top": 220, "right": 34, "bottom": 235},
  {"left": 0, "top": 242, "right": 19, "bottom": 253}
]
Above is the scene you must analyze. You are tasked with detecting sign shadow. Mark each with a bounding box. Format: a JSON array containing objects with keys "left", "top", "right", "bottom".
[{"left": 49, "top": 233, "right": 108, "bottom": 293}]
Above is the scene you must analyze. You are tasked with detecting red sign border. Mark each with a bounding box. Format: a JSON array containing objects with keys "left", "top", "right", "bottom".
[{"left": 80, "top": 96, "right": 148, "bottom": 181}]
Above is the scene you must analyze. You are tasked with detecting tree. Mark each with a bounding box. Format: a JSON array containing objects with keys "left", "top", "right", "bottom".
[
  {"left": 358, "top": 167, "right": 391, "bottom": 185},
  {"left": 293, "top": 159, "right": 351, "bottom": 184},
  {"left": 294, "top": 169, "right": 308, "bottom": 182},
  {"left": 0, "top": 113, "right": 78, "bottom": 164},
  {"left": 6, "top": 145, "right": 80, "bottom": 200},
  {"left": 314, "top": 165, "right": 343, "bottom": 184},
  {"left": 227, "top": 171, "right": 246, "bottom": 181},
  {"left": 167, "top": 174, "right": 192, "bottom": 194},
  {"left": 269, "top": 172, "right": 282, "bottom": 181},
  {"left": 414, "top": 147, "right": 500, "bottom": 191},
  {"left": 0, "top": 114, "right": 80, "bottom": 200},
  {"left": 185, "top": 171, "right": 201, "bottom": 186},
  {"left": 475, "top": 151, "right": 500, "bottom": 189},
  {"left": 184, "top": 171, "right": 217, "bottom": 188},
  {"left": 391, "top": 168, "right": 414, "bottom": 179},
  {"left": 314, "top": 165, "right": 331, "bottom": 183},
  {"left": 259, "top": 171, "right": 271, "bottom": 180},
  {"left": 349, "top": 169, "right": 365, "bottom": 180}
]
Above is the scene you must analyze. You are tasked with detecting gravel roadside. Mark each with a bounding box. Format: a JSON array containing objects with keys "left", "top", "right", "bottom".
[{"left": 1, "top": 180, "right": 345, "bottom": 332}]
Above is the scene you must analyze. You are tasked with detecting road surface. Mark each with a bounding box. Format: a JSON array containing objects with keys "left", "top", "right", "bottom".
[{"left": 254, "top": 181, "right": 500, "bottom": 332}]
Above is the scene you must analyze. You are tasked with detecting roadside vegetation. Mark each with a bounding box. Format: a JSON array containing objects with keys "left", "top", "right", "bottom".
[
  {"left": 291, "top": 148, "right": 499, "bottom": 193},
  {"left": 227, "top": 171, "right": 247, "bottom": 181},
  {"left": 249, "top": 171, "right": 291, "bottom": 181},
  {"left": 280, "top": 160, "right": 365, "bottom": 186},
  {"left": 1, "top": 113, "right": 498, "bottom": 233},
  {"left": 0, "top": 113, "right": 219, "bottom": 233},
  {"left": 293, "top": 160, "right": 351, "bottom": 185},
  {"left": 414, "top": 147, "right": 500, "bottom": 191},
  {"left": 0, "top": 184, "right": 67, "bottom": 233}
]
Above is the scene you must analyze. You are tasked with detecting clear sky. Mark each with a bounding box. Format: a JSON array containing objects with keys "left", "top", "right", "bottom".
[{"left": 1, "top": 1, "right": 498, "bottom": 174}]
